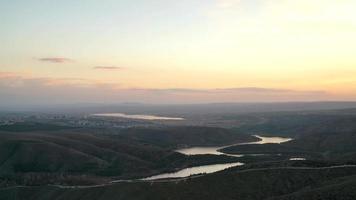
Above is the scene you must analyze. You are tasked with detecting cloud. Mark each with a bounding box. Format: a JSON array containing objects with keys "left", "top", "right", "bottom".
[
  {"left": 93, "top": 66, "right": 123, "bottom": 70},
  {"left": 146, "top": 87, "right": 327, "bottom": 96},
  {"left": 0, "top": 72, "right": 94, "bottom": 88},
  {"left": 0, "top": 71, "right": 350, "bottom": 107},
  {"left": 215, "top": 87, "right": 326, "bottom": 95},
  {"left": 0, "top": 72, "right": 24, "bottom": 78},
  {"left": 217, "top": 87, "right": 291, "bottom": 93},
  {"left": 38, "top": 57, "right": 73, "bottom": 63}
]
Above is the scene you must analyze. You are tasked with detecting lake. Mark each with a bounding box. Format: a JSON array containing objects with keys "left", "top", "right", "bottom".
[
  {"left": 141, "top": 135, "right": 292, "bottom": 180},
  {"left": 141, "top": 162, "right": 244, "bottom": 181},
  {"left": 176, "top": 135, "right": 292, "bottom": 155},
  {"left": 91, "top": 113, "right": 185, "bottom": 121}
]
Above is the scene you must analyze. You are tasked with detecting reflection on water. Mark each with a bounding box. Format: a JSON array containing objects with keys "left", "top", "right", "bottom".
[
  {"left": 176, "top": 147, "right": 226, "bottom": 156},
  {"left": 141, "top": 162, "right": 243, "bottom": 181},
  {"left": 176, "top": 135, "right": 292, "bottom": 156},
  {"left": 91, "top": 113, "right": 185, "bottom": 121},
  {"left": 141, "top": 135, "right": 292, "bottom": 180},
  {"left": 245, "top": 135, "right": 292, "bottom": 145},
  {"left": 289, "top": 157, "right": 306, "bottom": 161}
]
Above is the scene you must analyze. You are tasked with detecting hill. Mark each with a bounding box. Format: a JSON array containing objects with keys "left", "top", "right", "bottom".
[
  {"left": 1, "top": 161, "right": 356, "bottom": 200},
  {"left": 0, "top": 126, "right": 256, "bottom": 186}
]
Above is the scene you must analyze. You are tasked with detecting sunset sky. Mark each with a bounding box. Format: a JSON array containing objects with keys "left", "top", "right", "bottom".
[{"left": 1, "top": 0, "right": 356, "bottom": 105}]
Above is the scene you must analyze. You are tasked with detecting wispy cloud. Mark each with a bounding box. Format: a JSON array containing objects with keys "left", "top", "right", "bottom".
[
  {"left": 135, "top": 87, "right": 328, "bottom": 97},
  {"left": 93, "top": 66, "right": 123, "bottom": 70},
  {"left": 214, "top": 87, "right": 326, "bottom": 95},
  {"left": 38, "top": 57, "right": 73, "bottom": 63},
  {"left": 0, "top": 71, "right": 347, "bottom": 106}
]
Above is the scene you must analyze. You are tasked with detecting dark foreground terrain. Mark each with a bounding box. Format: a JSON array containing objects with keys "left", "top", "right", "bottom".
[
  {"left": 1, "top": 161, "right": 356, "bottom": 200},
  {"left": 0, "top": 125, "right": 257, "bottom": 186},
  {"left": 1, "top": 107, "right": 356, "bottom": 199}
]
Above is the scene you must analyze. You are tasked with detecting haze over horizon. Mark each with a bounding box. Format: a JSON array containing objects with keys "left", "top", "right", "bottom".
[{"left": 1, "top": 0, "right": 356, "bottom": 105}]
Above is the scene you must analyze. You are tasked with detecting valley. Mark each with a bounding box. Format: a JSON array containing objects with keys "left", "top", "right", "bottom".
[{"left": 1, "top": 106, "right": 356, "bottom": 199}]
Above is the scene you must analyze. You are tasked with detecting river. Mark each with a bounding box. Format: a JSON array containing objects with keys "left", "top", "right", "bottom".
[
  {"left": 141, "top": 135, "right": 292, "bottom": 180},
  {"left": 176, "top": 135, "right": 292, "bottom": 155}
]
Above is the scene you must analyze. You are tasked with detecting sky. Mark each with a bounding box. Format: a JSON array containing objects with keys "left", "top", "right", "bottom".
[{"left": 1, "top": 0, "right": 356, "bottom": 105}]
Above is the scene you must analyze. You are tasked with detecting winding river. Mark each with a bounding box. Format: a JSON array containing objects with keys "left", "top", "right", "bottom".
[
  {"left": 176, "top": 135, "right": 292, "bottom": 156},
  {"left": 142, "top": 162, "right": 244, "bottom": 181},
  {"left": 141, "top": 135, "right": 292, "bottom": 180}
]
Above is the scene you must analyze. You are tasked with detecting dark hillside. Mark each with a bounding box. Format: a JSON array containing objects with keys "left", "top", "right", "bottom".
[
  {"left": 0, "top": 126, "right": 255, "bottom": 186},
  {"left": 2, "top": 162, "right": 356, "bottom": 200},
  {"left": 118, "top": 126, "right": 257, "bottom": 148},
  {"left": 233, "top": 110, "right": 356, "bottom": 137}
]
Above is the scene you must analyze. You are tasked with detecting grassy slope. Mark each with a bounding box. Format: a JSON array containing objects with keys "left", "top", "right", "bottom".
[
  {"left": 3, "top": 111, "right": 356, "bottom": 199},
  {"left": 269, "top": 175, "right": 356, "bottom": 200},
  {"left": 118, "top": 126, "right": 258, "bottom": 148},
  {"left": 1, "top": 162, "right": 356, "bottom": 200},
  {"left": 0, "top": 126, "right": 256, "bottom": 185},
  {"left": 0, "top": 122, "right": 74, "bottom": 132},
  {"left": 232, "top": 110, "right": 356, "bottom": 137}
]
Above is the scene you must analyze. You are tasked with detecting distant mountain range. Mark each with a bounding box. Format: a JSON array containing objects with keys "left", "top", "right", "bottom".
[{"left": 3, "top": 101, "right": 356, "bottom": 115}]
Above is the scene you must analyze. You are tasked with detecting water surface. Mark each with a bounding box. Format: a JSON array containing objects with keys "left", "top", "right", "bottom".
[
  {"left": 142, "top": 135, "right": 292, "bottom": 180},
  {"left": 91, "top": 113, "right": 185, "bottom": 121},
  {"left": 246, "top": 135, "right": 292, "bottom": 145},
  {"left": 176, "top": 135, "right": 292, "bottom": 156},
  {"left": 289, "top": 157, "right": 306, "bottom": 161},
  {"left": 176, "top": 147, "right": 227, "bottom": 156},
  {"left": 141, "top": 162, "right": 243, "bottom": 181}
]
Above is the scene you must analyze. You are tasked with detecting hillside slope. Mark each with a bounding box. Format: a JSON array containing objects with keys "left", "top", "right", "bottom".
[
  {"left": 0, "top": 126, "right": 256, "bottom": 185},
  {"left": 1, "top": 163, "right": 356, "bottom": 200}
]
